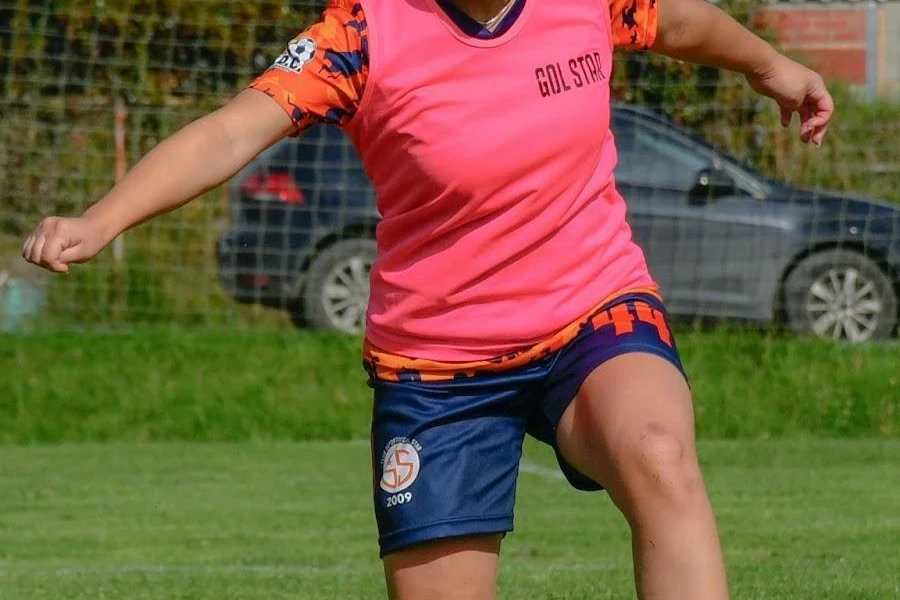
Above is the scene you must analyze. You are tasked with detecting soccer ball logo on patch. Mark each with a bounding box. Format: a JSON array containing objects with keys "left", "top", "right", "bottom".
[
  {"left": 273, "top": 37, "right": 317, "bottom": 74},
  {"left": 380, "top": 441, "right": 421, "bottom": 493}
]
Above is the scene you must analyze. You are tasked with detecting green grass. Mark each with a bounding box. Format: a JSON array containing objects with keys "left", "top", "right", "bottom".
[
  {"left": 0, "top": 328, "right": 897, "bottom": 443},
  {"left": 0, "top": 439, "right": 897, "bottom": 599}
]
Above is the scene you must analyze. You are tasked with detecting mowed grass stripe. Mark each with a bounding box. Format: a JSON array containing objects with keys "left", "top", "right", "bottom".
[{"left": 0, "top": 440, "right": 897, "bottom": 599}]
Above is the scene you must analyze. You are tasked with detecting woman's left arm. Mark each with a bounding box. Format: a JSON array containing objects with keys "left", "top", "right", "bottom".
[{"left": 652, "top": 0, "right": 833, "bottom": 145}]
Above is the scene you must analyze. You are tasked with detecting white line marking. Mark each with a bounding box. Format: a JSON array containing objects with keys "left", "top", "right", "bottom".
[
  {"left": 0, "top": 564, "right": 364, "bottom": 578},
  {"left": 519, "top": 460, "right": 566, "bottom": 481},
  {"left": 0, "top": 561, "right": 618, "bottom": 579}
]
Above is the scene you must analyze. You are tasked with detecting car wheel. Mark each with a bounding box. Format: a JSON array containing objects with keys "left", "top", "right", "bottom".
[
  {"left": 302, "top": 239, "right": 376, "bottom": 334},
  {"left": 783, "top": 249, "right": 898, "bottom": 342}
]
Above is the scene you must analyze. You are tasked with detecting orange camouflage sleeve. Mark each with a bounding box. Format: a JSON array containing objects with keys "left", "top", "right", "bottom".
[
  {"left": 609, "top": 0, "right": 659, "bottom": 50},
  {"left": 247, "top": 0, "right": 368, "bottom": 133}
]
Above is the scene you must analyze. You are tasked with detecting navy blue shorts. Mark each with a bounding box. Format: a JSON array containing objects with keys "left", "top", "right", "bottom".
[{"left": 368, "top": 292, "right": 686, "bottom": 557}]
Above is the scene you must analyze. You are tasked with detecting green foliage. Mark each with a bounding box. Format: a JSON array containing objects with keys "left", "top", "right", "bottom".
[
  {"left": 0, "top": 0, "right": 320, "bottom": 100},
  {"left": 0, "top": 329, "right": 896, "bottom": 444},
  {"left": 0, "top": 1, "right": 322, "bottom": 235},
  {"left": 757, "top": 91, "right": 900, "bottom": 203},
  {"left": 0, "top": 101, "right": 115, "bottom": 234}
]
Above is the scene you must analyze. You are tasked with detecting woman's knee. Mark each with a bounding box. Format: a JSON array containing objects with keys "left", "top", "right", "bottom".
[
  {"left": 384, "top": 534, "right": 501, "bottom": 600},
  {"left": 610, "top": 420, "right": 705, "bottom": 512}
]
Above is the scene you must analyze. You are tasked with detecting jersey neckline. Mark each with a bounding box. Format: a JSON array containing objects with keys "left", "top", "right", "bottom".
[{"left": 424, "top": 0, "right": 532, "bottom": 48}]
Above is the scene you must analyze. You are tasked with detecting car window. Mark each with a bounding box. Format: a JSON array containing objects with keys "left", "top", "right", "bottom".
[{"left": 612, "top": 118, "right": 710, "bottom": 192}]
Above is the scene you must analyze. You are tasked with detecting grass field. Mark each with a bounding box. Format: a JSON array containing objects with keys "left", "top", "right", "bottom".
[
  {"left": 1, "top": 329, "right": 897, "bottom": 598},
  {"left": 0, "top": 439, "right": 897, "bottom": 599}
]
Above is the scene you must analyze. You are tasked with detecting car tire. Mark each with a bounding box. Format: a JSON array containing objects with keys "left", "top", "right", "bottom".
[
  {"left": 783, "top": 249, "right": 898, "bottom": 342},
  {"left": 285, "top": 298, "right": 307, "bottom": 330},
  {"left": 302, "top": 238, "right": 376, "bottom": 334}
]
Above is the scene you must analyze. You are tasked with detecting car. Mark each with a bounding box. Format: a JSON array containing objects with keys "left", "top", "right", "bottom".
[
  {"left": 216, "top": 124, "right": 378, "bottom": 333},
  {"left": 216, "top": 105, "right": 900, "bottom": 342}
]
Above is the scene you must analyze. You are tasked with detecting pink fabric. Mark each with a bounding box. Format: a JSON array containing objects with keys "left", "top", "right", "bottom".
[{"left": 345, "top": 0, "right": 654, "bottom": 360}]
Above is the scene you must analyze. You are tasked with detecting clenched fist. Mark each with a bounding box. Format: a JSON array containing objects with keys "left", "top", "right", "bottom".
[{"left": 22, "top": 216, "right": 113, "bottom": 274}]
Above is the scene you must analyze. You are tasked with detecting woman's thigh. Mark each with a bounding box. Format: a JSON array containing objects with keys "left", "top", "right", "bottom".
[{"left": 555, "top": 351, "right": 699, "bottom": 508}]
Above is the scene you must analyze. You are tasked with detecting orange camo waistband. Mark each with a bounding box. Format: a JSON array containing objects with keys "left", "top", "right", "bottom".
[{"left": 363, "top": 287, "right": 662, "bottom": 383}]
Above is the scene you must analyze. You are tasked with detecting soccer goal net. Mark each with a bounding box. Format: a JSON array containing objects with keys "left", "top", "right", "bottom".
[{"left": 1, "top": 0, "right": 897, "bottom": 341}]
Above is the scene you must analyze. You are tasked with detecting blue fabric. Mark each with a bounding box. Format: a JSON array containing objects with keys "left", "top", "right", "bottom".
[
  {"left": 434, "top": 0, "right": 526, "bottom": 39},
  {"left": 369, "top": 292, "right": 687, "bottom": 556}
]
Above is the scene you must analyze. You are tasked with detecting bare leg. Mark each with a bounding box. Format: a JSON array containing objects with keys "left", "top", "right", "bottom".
[
  {"left": 556, "top": 353, "right": 729, "bottom": 599},
  {"left": 383, "top": 534, "right": 503, "bottom": 600}
]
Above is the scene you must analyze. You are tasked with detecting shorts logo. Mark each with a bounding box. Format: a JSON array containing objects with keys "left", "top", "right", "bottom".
[
  {"left": 380, "top": 438, "right": 422, "bottom": 494},
  {"left": 273, "top": 37, "right": 317, "bottom": 74}
]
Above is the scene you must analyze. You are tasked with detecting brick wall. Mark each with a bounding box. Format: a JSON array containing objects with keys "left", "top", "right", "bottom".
[{"left": 759, "top": 5, "right": 869, "bottom": 84}]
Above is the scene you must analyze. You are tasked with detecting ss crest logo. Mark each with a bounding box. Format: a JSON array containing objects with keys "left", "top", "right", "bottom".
[{"left": 274, "top": 37, "right": 317, "bottom": 74}]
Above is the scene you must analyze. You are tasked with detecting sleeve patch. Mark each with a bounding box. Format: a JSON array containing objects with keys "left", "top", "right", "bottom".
[{"left": 273, "top": 37, "right": 319, "bottom": 74}]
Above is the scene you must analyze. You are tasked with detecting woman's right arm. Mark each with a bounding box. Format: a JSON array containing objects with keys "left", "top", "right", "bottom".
[{"left": 22, "top": 90, "right": 294, "bottom": 273}]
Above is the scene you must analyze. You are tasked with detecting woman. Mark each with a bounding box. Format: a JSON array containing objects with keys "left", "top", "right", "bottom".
[{"left": 23, "top": 0, "right": 832, "bottom": 598}]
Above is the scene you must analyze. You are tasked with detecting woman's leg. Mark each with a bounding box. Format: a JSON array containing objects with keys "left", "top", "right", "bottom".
[
  {"left": 556, "top": 352, "right": 729, "bottom": 600},
  {"left": 383, "top": 534, "right": 503, "bottom": 600}
]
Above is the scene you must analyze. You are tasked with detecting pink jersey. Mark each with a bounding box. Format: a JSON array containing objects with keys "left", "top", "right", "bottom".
[{"left": 343, "top": 0, "right": 654, "bottom": 360}]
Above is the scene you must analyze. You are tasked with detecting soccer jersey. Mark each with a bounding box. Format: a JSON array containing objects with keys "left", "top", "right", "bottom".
[{"left": 249, "top": 0, "right": 660, "bottom": 362}]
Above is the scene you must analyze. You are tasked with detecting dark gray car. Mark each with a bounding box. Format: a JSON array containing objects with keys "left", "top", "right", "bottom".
[
  {"left": 217, "top": 104, "right": 900, "bottom": 342},
  {"left": 615, "top": 106, "right": 899, "bottom": 342}
]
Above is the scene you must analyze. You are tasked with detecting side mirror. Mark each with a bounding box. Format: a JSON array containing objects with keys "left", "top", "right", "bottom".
[{"left": 689, "top": 167, "right": 736, "bottom": 205}]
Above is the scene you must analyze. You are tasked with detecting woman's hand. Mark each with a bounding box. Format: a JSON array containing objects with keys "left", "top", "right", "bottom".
[
  {"left": 22, "top": 215, "right": 114, "bottom": 274},
  {"left": 746, "top": 55, "right": 834, "bottom": 146}
]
